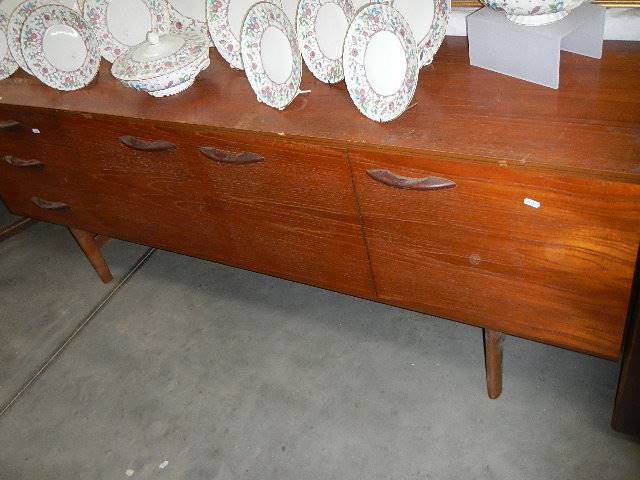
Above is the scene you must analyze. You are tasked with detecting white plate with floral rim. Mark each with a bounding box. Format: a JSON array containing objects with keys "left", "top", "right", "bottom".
[
  {"left": 21, "top": 4, "right": 99, "bottom": 90},
  {"left": 343, "top": 3, "right": 418, "bottom": 122},
  {"left": 351, "top": 0, "right": 386, "bottom": 10},
  {"left": 280, "top": 0, "right": 298, "bottom": 25},
  {"left": 1, "top": 0, "right": 78, "bottom": 13},
  {"left": 83, "top": 0, "right": 168, "bottom": 63},
  {"left": 167, "top": 0, "right": 212, "bottom": 45},
  {"left": 391, "top": 0, "right": 449, "bottom": 67},
  {"left": 296, "top": 0, "right": 354, "bottom": 84},
  {"left": 241, "top": 2, "right": 302, "bottom": 110},
  {"left": 0, "top": 10, "right": 19, "bottom": 80},
  {"left": 8, "top": 0, "right": 79, "bottom": 75},
  {"left": 207, "top": 0, "right": 281, "bottom": 70}
]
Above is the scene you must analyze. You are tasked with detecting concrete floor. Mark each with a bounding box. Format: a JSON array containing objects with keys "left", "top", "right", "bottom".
[{"left": 0, "top": 202, "right": 638, "bottom": 479}]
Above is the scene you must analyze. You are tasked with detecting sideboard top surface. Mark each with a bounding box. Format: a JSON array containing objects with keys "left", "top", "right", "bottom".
[{"left": 2, "top": 37, "right": 639, "bottom": 182}]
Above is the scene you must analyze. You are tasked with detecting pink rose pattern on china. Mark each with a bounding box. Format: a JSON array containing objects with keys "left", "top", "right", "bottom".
[
  {"left": 296, "top": 0, "right": 355, "bottom": 84},
  {"left": 167, "top": 1, "right": 213, "bottom": 45},
  {"left": 0, "top": 11, "right": 19, "bottom": 80},
  {"left": 20, "top": 5, "right": 100, "bottom": 90},
  {"left": 83, "top": 0, "right": 168, "bottom": 63},
  {"left": 112, "top": 31, "right": 209, "bottom": 81},
  {"left": 241, "top": 2, "right": 302, "bottom": 109},
  {"left": 343, "top": 3, "right": 419, "bottom": 122},
  {"left": 207, "top": 0, "right": 282, "bottom": 70},
  {"left": 481, "top": 0, "right": 585, "bottom": 20},
  {"left": 408, "top": 0, "right": 450, "bottom": 67},
  {"left": 7, "top": 0, "right": 61, "bottom": 74}
]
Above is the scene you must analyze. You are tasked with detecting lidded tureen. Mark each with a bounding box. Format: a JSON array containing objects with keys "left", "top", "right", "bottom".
[
  {"left": 111, "top": 31, "right": 210, "bottom": 97},
  {"left": 481, "top": 0, "right": 588, "bottom": 26}
]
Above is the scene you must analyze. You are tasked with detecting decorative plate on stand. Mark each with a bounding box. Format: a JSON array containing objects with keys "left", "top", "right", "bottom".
[
  {"left": 297, "top": 0, "right": 355, "bottom": 84},
  {"left": 1, "top": 0, "right": 30, "bottom": 14},
  {"left": 207, "top": 0, "right": 281, "bottom": 69},
  {"left": 8, "top": 0, "right": 79, "bottom": 74},
  {"left": 167, "top": 0, "right": 212, "bottom": 45},
  {"left": 0, "top": 11, "right": 19, "bottom": 80},
  {"left": 351, "top": 0, "right": 385, "bottom": 10},
  {"left": 21, "top": 4, "right": 100, "bottom": 90},
  {"left": 343, "top": 2, "right": 418, "bottom": 122},
  {"left": 391, "top": 0, "right": 449, "bottom": 67},
  {"left": 83, "top": 0, "right": 168, "bottom": 63},
  {"left": 281, "top": 0, "right": 299, "bottom": 25},
  {"left": 241, "top": 2, "right": 302, "bottom": 109}
]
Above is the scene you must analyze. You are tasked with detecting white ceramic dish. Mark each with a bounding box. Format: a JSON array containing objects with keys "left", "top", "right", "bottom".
[
  {"left": 481, "top": 0, "right": 588, "bottom": 25},
  {"left": 167, "top": 0, "right": 212, "bottom": 45},
  {"left": 112, "top": 31, "right": 210, "bottom": 97},
  {"left": 392, "top": 0, "right": 449, "bottom": 66},
  {"left": 21, "top": 3, "right": 100, "bottom": 90},
  {"left": 241, "top": 2, "right": 302, "bottom": 109},
  {"left": 343, "top": 2, "right": 419, "bottom": 122},
  {"left": 297, "top": 0, "right": 355, "bottom": 84},
  {"left": 207, "top": 0, "right": 282, "bottom": 69},
  {"left": 281, "top": 0, "right": 299, "bottom": 25},
  {"left": 1, "top": 0, "right": 29, "bottom": 14},
  {"left": 0, "top": 10, "right": 19, "bottom": 80},
  {"left": 8, "top": 0, "right": 79, "bottom": 74},
  {"left": 83, "top": 0, "right": 168, "bottom": 63}
]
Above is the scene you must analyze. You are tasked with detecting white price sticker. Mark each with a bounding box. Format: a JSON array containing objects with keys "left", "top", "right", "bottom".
[{"left": 524, "top": 198, "right": 541, "bottom": 209}]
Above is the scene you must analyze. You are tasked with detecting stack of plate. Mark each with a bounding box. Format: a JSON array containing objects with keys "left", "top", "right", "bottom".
[{"left": 0, "top": 0, "right": 451, "bottom": 122}]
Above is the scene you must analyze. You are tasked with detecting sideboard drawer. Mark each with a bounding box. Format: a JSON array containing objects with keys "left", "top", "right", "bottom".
[
  {"left": 0, "top": 106, "right": 70, "bottom": 147},
  {"left": 3, "top": 116, "right": 376, "bottom": 298},
  {"left": 0, "top": 141, "right": 233, "bottom": 260},
  {"left": 350, "top": 150, "right": 640, "bottom": 358}
]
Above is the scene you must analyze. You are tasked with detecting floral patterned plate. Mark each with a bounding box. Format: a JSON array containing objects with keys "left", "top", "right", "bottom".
[
  {"left": 280, "top": 0, "right": 299, "bottom": 25},
  {"left": 391, "top": 0, "right": 449, "bottom": 67},
  {"left": 296, "top": 0, "right": 355, "bottom": 84},
  {"left": 83, "top": 0, "right": 168, "bottom": 63},
  {"left": 343, "top": 3, "right": 418, "bottom": 122},
  {"left": 8, "top": 0, "right": 79, "bottom": 75},
  {"left": 167, "top": 0, "right": 212, "bottom": 45},
  {"left": 207, "top": 0, "right": 282, "bottom": 70},
  {"left": 0, "top": 10, "right": 19, "bottom": 80},
  {"left": 241, "top": 2, "right": 302, "bottom": 110},
  {"left": 21, "top": 4, "right": 100, "bottom": 90}
]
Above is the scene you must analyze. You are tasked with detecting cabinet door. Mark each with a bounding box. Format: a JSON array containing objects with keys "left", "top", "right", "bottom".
[{"left": 350, "top": 149, "right": 640, "bottom": 358}]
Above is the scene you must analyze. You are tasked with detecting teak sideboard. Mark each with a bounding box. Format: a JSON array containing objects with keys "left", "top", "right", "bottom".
[{"left": 1, "top": 37, "right": 639, "bottom": 433}]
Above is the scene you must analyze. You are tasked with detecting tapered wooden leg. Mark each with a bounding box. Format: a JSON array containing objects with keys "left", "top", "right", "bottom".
[
  {"left": 483, "top": 328, "right": 504, "bottom": 399},
  {"left": 69, "top": 227, "right": 113, "bottom": 283}
]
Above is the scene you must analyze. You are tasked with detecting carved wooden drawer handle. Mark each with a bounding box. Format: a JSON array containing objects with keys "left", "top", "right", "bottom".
[
  {"left": 367, "top": 169, "right": 456, "bottom": 190},
  {"left": 31, "top": 196, "right": 70, "bottom": 210},
  {"left": 199, "top": 146, "right": 265, "bottom": 164},
  {"left": 119, "top": 135, "right": 176, "bottom": 152},
  {"left": 4, "top": 155, "right": 43, "bottom": 168},
  {"left": 0, "top": 120, "right": 21, "bottom": 129}
]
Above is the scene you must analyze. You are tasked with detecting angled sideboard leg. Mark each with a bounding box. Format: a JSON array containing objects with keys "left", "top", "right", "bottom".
[
  {"left": 484, "top": 328, "right": 504, "bottom": 399},
  {"left": 69, "top": 227, "right": 113, "bottom": 283}
]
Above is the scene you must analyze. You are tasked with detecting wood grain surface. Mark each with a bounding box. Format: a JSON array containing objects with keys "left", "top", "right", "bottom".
[
  {"left": 0, "top": 38, "right": 638, "bottom": 182},
  {"left": 350, "top": 148, "right": 640, "bottom": 359}
]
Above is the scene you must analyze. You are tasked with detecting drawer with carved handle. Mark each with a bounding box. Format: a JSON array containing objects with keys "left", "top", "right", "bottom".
[
  {"left": 0, "top": 106, "right": 73, "bottom": 147},
  {"left": 4, "top": 115, "right": 375, "bottom": 298},
  {"left": 350, "top": 148, "right": 640, "bottom": 359}
]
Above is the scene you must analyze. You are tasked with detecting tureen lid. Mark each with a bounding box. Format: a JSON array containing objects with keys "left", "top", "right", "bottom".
[{"left": 112, "top": 31, "right": 209, "bottom": 81}]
